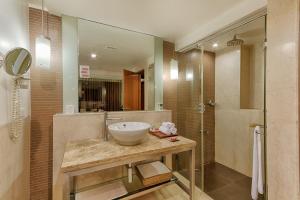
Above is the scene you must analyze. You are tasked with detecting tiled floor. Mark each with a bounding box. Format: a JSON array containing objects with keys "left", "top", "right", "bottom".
[{"left": 180, "top": 162, "right": 264, "bottom": 200}]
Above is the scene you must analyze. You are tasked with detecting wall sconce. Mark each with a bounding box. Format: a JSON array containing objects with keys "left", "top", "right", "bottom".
[
  {"left": 36, "top": 35, "right": 51, "bottom": 68},
  {"left": 170, "top": 59, "right": 178, "bottom": 80},
  {"left": 186, "top": 65, "right": 193, "bottom": 81}
]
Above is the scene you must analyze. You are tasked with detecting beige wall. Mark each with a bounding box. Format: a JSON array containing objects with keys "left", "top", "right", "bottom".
[
  {"left": 53, "top": 110, "right": 172, "bottom": 200},
  {"left": 266, "top": 0, "right": 300, "bottom": 199},
  {"left": 0, "top": 0, "right": 30, "bottom": 200},
  {"left": 215, "top": 46, "right": 264, "bottom": 176},
  {"left": 251, "top": 42, "right": 265, "bottom": 109}
]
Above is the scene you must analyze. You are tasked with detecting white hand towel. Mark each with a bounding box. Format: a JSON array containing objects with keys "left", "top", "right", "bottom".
[
  {"left": 159, "top": 122, "right": 177, "bottom": 135},
  {"left": 257, "top": 128, "right": 263, "bottom": 194},
  {"left": 162, "top": 122, "right": 175, "bottom": 129},
  {"left": 170, "top": 127, "right": 177, "bottom": 135},
  {"left": 251, "top": 126, "right": 264, "bottom": 200},
  {"left": 159, "top": 126, "right": 171, "bottom": 135}
]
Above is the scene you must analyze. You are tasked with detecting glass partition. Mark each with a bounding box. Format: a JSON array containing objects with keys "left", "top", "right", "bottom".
[
  {"left": 174, "top": 48, "right": 204, "bottom": 189},
  {"left": 175, "top": 15, "right": 267, "bottom": 200},
  {"left": 200, "top": 16, "right": 266, "bottom": 200}
]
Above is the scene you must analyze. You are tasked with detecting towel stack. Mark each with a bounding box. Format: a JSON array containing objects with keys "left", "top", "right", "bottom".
[{"left": 159, "top": 122, "right": 177, "bottom": 135}]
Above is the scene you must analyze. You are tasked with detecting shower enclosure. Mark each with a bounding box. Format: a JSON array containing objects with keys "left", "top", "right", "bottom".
[{"left": 175, "top": 13, "right": 267, "bottom": 200}]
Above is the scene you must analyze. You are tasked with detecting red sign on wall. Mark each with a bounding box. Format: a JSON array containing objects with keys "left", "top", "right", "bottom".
[{"left": 80, "top": 65, "right": 90, "bottom": 78}]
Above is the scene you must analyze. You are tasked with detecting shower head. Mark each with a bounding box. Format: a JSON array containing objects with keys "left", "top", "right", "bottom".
[{"left": 227, "top": 35, "right": 244, "bottom": 47}]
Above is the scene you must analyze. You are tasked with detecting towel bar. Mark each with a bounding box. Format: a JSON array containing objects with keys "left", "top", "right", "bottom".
[
  {"left": 249, "top": 123, "right": 264, "bottom": 135},
  {"left": 249, "top": 123, "right": 264, "bottom": 128}
]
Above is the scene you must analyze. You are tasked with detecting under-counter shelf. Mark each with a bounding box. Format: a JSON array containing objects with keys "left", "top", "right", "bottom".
[{"left": 75, "top": 174, "right": 177, "bottom": 200}]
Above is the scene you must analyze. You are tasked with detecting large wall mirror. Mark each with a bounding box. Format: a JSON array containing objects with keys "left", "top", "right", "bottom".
[{"left": 76, "top": 18, "right": 162, "bottom": 112}]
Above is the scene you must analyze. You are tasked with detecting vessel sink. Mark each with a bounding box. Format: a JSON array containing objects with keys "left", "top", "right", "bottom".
[{"left": 108, "top": 122, "right": 151, "bottom": 145}]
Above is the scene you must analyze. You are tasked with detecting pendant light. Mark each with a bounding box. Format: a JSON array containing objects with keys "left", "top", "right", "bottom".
[
  {"left": 35, "top": 0, "right": 51, "bottom": 69},
  {"left": 170, "top": 49, "right": 178, "bottom": 80},
  {"left": 185, "top": 54, "right": 193, "bottom": 81}
]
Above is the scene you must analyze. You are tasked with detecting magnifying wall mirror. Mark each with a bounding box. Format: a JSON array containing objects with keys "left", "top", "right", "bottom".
[
  {"left": 0, "top": 47, "right": 32, "bottom": 141},
  {"left": 1, "top": 47, "right": 32, "bottom": 76},
  {"left": 0, "top": 52, "right": 3, "bottom": 67}
]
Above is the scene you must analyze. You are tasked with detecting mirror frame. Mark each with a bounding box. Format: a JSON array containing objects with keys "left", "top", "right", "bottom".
[
  {"left": 3, "top": 47, "right": 32, "bottom": 77},
  {"left": 0, "top": 52, "right": 4, "bottom": 68}
]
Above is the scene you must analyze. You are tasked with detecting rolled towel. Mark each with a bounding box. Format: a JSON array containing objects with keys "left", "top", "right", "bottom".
[
  {"left": 159, "top": 126, "right": 172, "bottom": 135},
  {"left": 170, "top": 127, "right": 177, "bottom": 135},
  {"left": 159, "top": 122, "right": 177, "bottom": 135},
  {"left": 162, "top": 122, "right": 175, "bottom": 129}
]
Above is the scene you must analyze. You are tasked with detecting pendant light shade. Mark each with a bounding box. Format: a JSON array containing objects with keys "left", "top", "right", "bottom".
[
  {"left": 170, "top": 59, "right": 178, "bottom": 80},
  {"left": 36, "top": 35, "right": 51, "bottom": 68},
  {"left": 35, "top": 0, "right": 51, "bottom": 69},
  {"left": 186, "top": 65, "right": 193, "bottom": 81}
]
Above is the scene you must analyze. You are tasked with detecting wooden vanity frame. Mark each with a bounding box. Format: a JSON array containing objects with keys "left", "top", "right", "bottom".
[{"left": 61, "top": 135, "right": 196, "bottom": 200}]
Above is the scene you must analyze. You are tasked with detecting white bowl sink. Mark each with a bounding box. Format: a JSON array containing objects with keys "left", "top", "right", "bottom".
[{"left": 108, "top": 122, "right": 151, "bottom": 146}]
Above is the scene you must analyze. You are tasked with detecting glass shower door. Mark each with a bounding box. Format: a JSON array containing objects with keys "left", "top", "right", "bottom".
[
  {"left": 176, "top": 48, "right": 204, "bottom": 190},
  {"left": 200, "top": 15, "right": 267, "bottom": 200},
  {"left": 174, "top": 13, "right": 267, "bottom": 200}
]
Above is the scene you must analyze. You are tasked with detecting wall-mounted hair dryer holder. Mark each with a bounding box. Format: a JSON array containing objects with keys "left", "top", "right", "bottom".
[{"left": 1, "top": 48, "right": 32, "bottom": 141}]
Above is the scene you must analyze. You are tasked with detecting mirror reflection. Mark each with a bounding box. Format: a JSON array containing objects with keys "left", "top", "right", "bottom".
[
  {"left": 4, "top": 47, "right": 32, "bottom": 76},
  {"left": 78, "top": 19, "right": 156, "bottom": 112}
]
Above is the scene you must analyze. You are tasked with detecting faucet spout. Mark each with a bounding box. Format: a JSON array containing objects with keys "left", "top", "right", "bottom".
[{"left": 103, "top": 112, "right": 122, "bottom": 141}]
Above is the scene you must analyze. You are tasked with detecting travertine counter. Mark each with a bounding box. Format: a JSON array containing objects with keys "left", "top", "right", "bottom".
[
  {"left": 61, "top": 134, "right": 196, "bottom": 200},
  {"left": 61, "top": 134, "right": 196, "bottom": 173}
]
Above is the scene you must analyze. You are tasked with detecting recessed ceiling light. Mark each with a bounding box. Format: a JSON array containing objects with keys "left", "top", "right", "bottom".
[
  {"left": 212, "top": 43, "right": 218, "bottom": 48},
  {"left": 91, "top": 53, "right": 97, "bottom": 58}
]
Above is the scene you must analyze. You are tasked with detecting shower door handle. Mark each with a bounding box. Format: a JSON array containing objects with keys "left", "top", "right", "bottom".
[
  {"left": 197, "top": 103, "right": 206, "bottom": 113},
  {"left": 200, "top": 130, "right": 209, "bottom": 134}
]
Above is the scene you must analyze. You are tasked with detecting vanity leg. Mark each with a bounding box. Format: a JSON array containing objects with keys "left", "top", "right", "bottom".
[
  {"left": 164, "top": 154, "right": 173, "bottom": 170},
  {"left": 63, "top": 174, "right": 75, "bottom": 200},
  {"left": 189, "top": 148, "right": 195, "bottom": 200}
]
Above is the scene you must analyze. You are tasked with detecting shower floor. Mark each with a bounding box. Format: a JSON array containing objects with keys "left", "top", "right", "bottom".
[{"left": 179, "top": 162, "right": 264, "bottom": 200}]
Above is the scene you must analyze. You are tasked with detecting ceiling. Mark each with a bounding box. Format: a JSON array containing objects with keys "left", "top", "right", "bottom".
[
  {"left": 78, "top": 19, "right": 154, "bottom": 72},
  {"left": 28, "top": 0, "right": 267, "bottom": 49}
]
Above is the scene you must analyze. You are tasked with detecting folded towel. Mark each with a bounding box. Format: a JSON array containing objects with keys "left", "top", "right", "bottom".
[
  {"left": 159, "top": 126, "right": 172, "bottom": 135},
  {"left": 162, "top": 122, "right": 175, "bottom": 129},
  {"left": 170, "top": 127, "right": 177, "bottom": 135},
  {"left": 251, "top": 126, "right": 263, "bottom": 200},
  {"left": 159, "top": 122, "right": 177, "bottom": 135}
]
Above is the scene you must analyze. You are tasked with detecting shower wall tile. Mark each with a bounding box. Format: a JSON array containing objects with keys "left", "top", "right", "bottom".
[
  {"left": 203, "top": 52, "right": 216, "bottom": 166},
  {"left": 215, "top": 47, "right": 263, "bottom": 177},
  {"left": 266, "top": 0, "right": 300, "bottom": 199},
  {"left": 163, "top": 44, "right": 216, "bottom": 170},
  {"left": 163, "top": 41, "right": 178, "bottom": 125}
]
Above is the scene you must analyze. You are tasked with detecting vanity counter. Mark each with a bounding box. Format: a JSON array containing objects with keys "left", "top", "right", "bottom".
[
  {"left": 61, "top": 134, "right": 196, "bottom": 173},
  {"left": 61, "top": 134, "right": 196, "bottom": 200}
]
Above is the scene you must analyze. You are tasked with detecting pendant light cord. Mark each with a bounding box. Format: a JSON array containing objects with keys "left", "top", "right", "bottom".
[{"left": 41, "top": 0, "right": 44, "bottom": 35}]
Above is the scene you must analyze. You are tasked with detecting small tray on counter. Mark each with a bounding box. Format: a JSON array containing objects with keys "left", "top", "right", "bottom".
[{"left": 149, "top": 129, "right": 178, "bottom": 138}]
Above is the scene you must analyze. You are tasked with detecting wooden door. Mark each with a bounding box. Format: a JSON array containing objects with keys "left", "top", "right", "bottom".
[{"left": 123, "top": 70, "right": 141, "bottom": 110}]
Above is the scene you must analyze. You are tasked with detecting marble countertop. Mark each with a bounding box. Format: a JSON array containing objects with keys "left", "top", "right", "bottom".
[{"left": 61, "top": 134, "right": 196, "bottom": 173}]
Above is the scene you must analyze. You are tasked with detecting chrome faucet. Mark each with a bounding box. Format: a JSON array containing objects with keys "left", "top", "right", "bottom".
[{"left": 103, "top": 112, "right": 122, "bottom": 141}]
